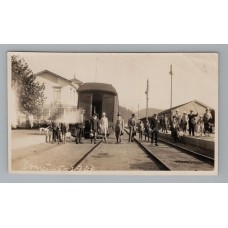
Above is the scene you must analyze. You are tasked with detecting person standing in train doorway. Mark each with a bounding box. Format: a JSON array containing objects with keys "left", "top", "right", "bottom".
[
  {"left": 76, "top": 109, "right": 85, "bottom": 144},
  {"left": 115, "top": 113, "right": 124, "bottom": 143},
  {"left": 100, "top": 112, "right": 109, "bottom": 142},
  {"left": 128, "top": 113, "right": 136, "bottom": 143},
  {"left": 150, "top": 113, "right": 159, "bottom": 146},
  {"left": 90, "top": 113, "right": 99, "bottom": 144}
]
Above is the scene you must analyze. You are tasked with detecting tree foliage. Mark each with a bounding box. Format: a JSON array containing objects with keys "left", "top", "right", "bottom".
[
  {"left": 49, "top": 102, "right": 63, "bottom": 121},
  {"left": 11, "top": 55, "right": 46, "bottom": 116}
]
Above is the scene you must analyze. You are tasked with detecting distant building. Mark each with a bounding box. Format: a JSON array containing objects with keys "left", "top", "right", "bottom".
[
  {"left": 158, "top": 100, "right": 215, "bottom": 123},
  {"left": 35, "top": 70, "right": 83, "bottom": 122},
  {"left": 139, "top": 100, "right": 215, "bottom": 127}
]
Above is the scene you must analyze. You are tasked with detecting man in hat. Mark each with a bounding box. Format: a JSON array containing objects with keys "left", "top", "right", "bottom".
[
  {"left": 203, "top": 108, "right": 212, "bottom": 137},
  {"left": 115, "top": 113, "right": 124, "bottom": 143},
  {"left": 196, "top": 115, "right": 204, "bottom": 137},
  {"left": 128, "top": 113, "right": 136, "bottom": 143},
  {"left": 90, "top": 113, "right": 99, "bottom": 144},
  {"left": 75, "top": 109, "right": 85, "bottom": 144},
  {"left": 60, "top": 122, "right": 67, "bottom": 144},
  {"left": 174, "top": 109, "right": 181, "bottom": 129},
  {"left": 100, "top": 112, "right": 109, "bottom": 142},
  {"left": 163, "top": 114, "right": 169, "bottom": 134},
  {"left": 181, "top": 111, "right": 188, "bottom": 136},
  {"left": 188, "top": 110, "right": 198, "bottom": 136},
  {"left": 159, "top": 115, "right": 164, "bottom": 132},
  {"left": 144, "top": 119, "right": 151, "bottom": 141},
  {"left": 138, "top": 120, "right": 144, "bottom": 140},
  {"left": 150, "top": 113, "right": 159, "bottom": 146}
]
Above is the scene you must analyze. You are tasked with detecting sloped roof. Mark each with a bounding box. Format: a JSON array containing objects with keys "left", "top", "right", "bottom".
[
  {"left": 70, "top": 77, "right": 83, "bottom": 84},
  {"left": 34, "top": 70, "right": 71, "bottom": 82},
  {"left": 34, "top": 70, "right": 83, "bottom": 89},
  {"left": 158, "top": 100, "right": 214, "bottom": 115},
  {"left": 78, "top": 82, "right": 117, "bottom": 95}
]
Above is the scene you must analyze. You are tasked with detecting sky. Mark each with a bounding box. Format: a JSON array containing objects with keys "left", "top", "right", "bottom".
[{"left": 10, "top": 52, "right": 218, "bottom": 112}]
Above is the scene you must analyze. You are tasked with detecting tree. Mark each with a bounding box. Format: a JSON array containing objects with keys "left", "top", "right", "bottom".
[
  {"left": 49, "top": 102, "right": 63, "bottom": 121},
  {"left": 11, "top": 55, "right": 46, "bottom": 117}
]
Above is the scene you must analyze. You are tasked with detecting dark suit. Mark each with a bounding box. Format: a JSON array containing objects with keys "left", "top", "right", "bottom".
[
  {"left": 188, "top": 113, "right": 198, "bottom": 136},
  {"left": 90, "top": 117, "right": 99, "bottom": 143},
  {"left": 61, "top": 123, "right": 67, "bottom": 144},
  {"left": 75, "top": 114, "right": 85, "bottom": 144},
  {"left": 128, "top": 117, "right": 136, "bottom": 142},
  {"left": 150, "top": 117, "right": 158, "bottom": 144}
]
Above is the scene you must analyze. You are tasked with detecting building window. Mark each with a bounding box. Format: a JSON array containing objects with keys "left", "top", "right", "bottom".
[{"left": 53, "top": 87, "right": 61, "bottom": 100}]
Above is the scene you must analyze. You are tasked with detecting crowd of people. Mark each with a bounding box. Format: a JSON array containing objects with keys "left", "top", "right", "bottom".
[
  {"left": 46, "top": 107, "right": 214, "bottom": 145},
  {"left": 48, "top": 110, "right": 125, "bottom": 145},
  {"left": 158, "top": 107, "right": 213, "bottom": 142}
]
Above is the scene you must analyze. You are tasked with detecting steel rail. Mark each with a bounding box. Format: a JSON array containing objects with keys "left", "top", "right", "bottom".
[
  {"left": 124, "top": 129, "right": 170, "bottom": 171},
  {"left": 71, "top": 140, "right": 103, "bottom": 170}
]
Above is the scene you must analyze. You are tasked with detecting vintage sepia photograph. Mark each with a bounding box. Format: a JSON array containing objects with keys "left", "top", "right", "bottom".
[{"left": 8, "top": 52, "right": 218, "bottom": 174}]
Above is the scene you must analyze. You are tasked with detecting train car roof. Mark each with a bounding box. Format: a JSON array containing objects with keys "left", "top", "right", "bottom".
[{"left": 78, "top": 82, "right": 117, "bottom": 95}]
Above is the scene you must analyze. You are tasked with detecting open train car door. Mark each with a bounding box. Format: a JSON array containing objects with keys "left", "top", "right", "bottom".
[
  {"left": 78, "top": 93, "right": 92, "bottom": 138},
  {"left": 102, "top": 94, "right": 115, "bottom": 133},
  {"left": 78, "top": 93, "right": 92, "bottom": 119}
]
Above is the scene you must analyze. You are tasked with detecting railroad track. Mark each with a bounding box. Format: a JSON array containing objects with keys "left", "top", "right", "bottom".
[
  {"left": 157, "top": 137, "right": 214, "bottom": 166},
  {"left": 70, "top": 140, "right": 103, "bottom": 170},
  {"left": 125, "top": 128, "right": 214, "bottom": 170},
  {"left": 67, "top": 130, "right": 214, "bottom": 171},
  {"left": 70, "top": 133, "right": 168, "bottom": 171},
  {"left": 124, "top": 129, "right": 170, "bottom": 171}
]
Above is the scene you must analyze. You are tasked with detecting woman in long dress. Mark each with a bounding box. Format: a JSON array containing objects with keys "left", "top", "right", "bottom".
[{"left": 100, "top": 112, "right": 109, "bottom": 142}]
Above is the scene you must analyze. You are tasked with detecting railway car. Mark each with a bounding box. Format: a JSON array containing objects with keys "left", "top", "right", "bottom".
[{"left": 75, "top": 82, "right": 119, "bottom": 138}]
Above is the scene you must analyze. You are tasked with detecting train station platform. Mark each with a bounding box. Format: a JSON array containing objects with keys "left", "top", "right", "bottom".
[{"left": 158, "top": 131, "right": 215, "bottom": 158}]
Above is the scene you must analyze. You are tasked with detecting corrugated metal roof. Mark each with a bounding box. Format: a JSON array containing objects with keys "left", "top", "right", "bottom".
[{"left": 78, "top": 82, "right": 117, "bottom": 95}]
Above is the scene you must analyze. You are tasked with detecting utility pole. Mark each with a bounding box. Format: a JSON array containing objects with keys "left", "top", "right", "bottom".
[
  {"left": 145, "top": 79, "right": 149, "bottom": 120},
  {"left": 169, "top": 64, "right": 173, "bottom": 118}
]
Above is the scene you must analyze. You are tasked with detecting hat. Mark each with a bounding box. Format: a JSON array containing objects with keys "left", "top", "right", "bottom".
[
  {"left": 117, "top": 112, "right": 121, "bottom": 116},
  {"left": 132, "top": 113, "right": 135, "bottom": 117},
  {"left": 154, "top": 113, "right": 158, "bottom": 116},
  {"left": 183, "top": 111, "right": 187, "bottom": 114},
  {"left": 190, "top": 110, "right": 193, "bottom": 112},
  {"left": 206, "top": 107, "right": 210, "bottom": 111},
  {"left": 93, "top": 113, "right": 98, "bottom": 116},
  {"left": 200, "top": 115, "right": 203, "bottom": 118},
  {"left": 176, "top": 109, "right": 179, "bottom": 112}
]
